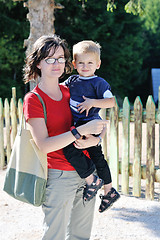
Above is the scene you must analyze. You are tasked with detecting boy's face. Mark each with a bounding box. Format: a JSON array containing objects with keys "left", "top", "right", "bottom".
[{"left": 73, "top": 52, "right": 101, "bottom": 77}]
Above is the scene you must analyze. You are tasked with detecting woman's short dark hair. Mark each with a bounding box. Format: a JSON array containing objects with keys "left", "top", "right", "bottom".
[{"left": 23, "top": 34, "right": 73, "bottom": 84}]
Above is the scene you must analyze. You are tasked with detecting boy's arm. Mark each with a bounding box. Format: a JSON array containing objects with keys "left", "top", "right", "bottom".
[
  {"left": 77, "top": 96, "right": 115, "bottom": 116},
  {"left": 60, "top": 79, "right": 68, "bottom": 86}
]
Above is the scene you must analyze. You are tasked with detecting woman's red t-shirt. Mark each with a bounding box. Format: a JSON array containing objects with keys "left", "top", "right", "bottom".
[{"left": 23, "top": 84, "right": 75, "bottom": 171}]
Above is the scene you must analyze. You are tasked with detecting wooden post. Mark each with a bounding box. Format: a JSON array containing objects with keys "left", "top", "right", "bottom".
[
  {"left": 99, "top": 108, "right": 107, "bottom": 160},
  {"left": 122, "top": 97, "right": 130, "bottom": 194},
  {"left": 133, "top": 96, "right": 142, "bottom": 197},
  {"left": 10, "top": 98, "right": 17, "bottom": 147},
  {"left": 109, "top": 97, "right": 119, "bottom": 190},
  {"left": 119, "top": 161, "right": 160, "bottom": 183},
  {"left": 17, "top": 99, "right": 23, "bottom": 123},
  {"left": 0, "top": 98, "right": 5, "bottom": 168},
  {"left": 17, "top": 98, "right": 24, "bottom": 131},
  {"left": 12, "top": 87, "right": 16, "bottom": 102},
  {"left": 146, "top": 96, "right": 155, "bottom": 200},
  {"left": 4, "top": 98, "right": 11, "bottom": 164}
]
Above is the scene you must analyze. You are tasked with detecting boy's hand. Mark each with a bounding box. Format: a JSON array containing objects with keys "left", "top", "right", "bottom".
[{"left": 77, "top": 96, "right": 94, "bottom": 116}]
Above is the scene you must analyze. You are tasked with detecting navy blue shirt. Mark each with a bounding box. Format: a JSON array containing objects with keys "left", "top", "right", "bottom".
[{"left": 65, "top": 75, "right": 113, "bottom": 123}]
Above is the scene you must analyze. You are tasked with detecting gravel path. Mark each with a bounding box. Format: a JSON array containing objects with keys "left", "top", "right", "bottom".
[{"left": 1, "top": 169, "right": 160, "bottom": 240}]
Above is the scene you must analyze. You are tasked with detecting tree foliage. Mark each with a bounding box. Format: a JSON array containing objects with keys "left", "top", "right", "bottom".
[
  {"left": 55, "top": 0, "right": 148, "bottom": 102},
  {"left": 107, "top": 0, "right": 145, "bottom": 15},
  {"left": 0, "top": 0, "right": 160, "bottom": 105},
  {"left": 0, "top": 0, "right": 29, "bottom": 99}
]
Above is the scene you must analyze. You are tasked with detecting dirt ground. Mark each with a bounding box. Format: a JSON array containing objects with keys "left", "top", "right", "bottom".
[
  {"left": 1, "top": 169, "right": 160, "bottom": 240},
  {"left": 1, "top": 122, "right": 160, "bottom": 240}
]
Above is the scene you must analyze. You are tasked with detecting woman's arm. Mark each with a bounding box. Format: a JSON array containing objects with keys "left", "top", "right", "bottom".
[
  {"left": 74, "top": 126, "right": 107, "bottom": 149},
  {"left": 27, "top": 118, "right": 107, "bottom": 153}
]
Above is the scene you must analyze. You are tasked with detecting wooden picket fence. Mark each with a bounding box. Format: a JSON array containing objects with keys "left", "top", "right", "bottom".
[
  {"left": 0, "top": 87, "right": 160, "bottom": 200},
  {"left": 0, "top": 88, "right": 23, "bottom": 167},
  {"left": 100, "top": 88, "right": 160, "bottom": 201}
]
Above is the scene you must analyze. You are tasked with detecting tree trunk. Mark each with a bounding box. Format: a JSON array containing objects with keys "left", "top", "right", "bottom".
[
  {"left": 23, "top": 0, "right": 56, "bottom": 55},
  {"left": 13, "top": 0, "right": 63, "bottom": 89},
  {"left": 23, "top": 0, "right": 56, "bottom": 89}
]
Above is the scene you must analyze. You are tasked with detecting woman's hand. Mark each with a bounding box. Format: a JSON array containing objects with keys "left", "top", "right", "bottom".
[
  {"left": 77, "top": 119, "right": 107, "bottom": 136},
  {"left": 74, "top": 134, "right": 99, "bottom": 149}
]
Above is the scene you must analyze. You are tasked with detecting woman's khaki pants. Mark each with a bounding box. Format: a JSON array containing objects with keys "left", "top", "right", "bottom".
[{"left": 42, "top": 169, "right": 96, "bottom": 240}]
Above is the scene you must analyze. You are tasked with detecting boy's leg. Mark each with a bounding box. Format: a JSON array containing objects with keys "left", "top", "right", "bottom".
[
  {"left": 70, "top": 120, "right": 110, "bottom": 183},
  {"left": 66, "top": 178, "right": 96, "bottom": 240},
  {"left": 64, "top": 144, "right": 104, "bottom": 203},
  {"left": 87, "top": 146, "right": 120, "bottom": 212},
  {"left": 63, "top": 143, "right": 95, "bottom": 178},
  {"left": 87, "top": 145, "right": 112, "bottom": 184}
]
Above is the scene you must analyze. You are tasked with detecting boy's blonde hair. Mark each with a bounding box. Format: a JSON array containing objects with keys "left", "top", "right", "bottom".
[{"left": 73, "top": 40, "right": 101, "bottom": 60}]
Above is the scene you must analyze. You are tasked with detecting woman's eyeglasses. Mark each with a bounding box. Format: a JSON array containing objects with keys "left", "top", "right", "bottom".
[{"left": 45, "top": 57, "right": 66, "bottom": 64}]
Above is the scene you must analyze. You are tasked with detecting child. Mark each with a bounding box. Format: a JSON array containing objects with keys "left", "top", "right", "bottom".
[{"left": 63, "top": 40, "right": 120, "bottom": 212}]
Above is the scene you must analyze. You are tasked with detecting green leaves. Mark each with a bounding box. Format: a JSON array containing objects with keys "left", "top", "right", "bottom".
[
  {"left": 106, "top": 0, "right": 145, "bottom": 15},
  {"left": 0, "top": 0, "right": 29, "bottom": 99},
  {"left": 0, "top": 0, "right": 159, "bottom": 105},
  {"left": 55, "top": 0, "right": 148, "bottom": 102},
  {"left": 124, "top": 0, "right": 144, "bottom": 16},
  {"left": 107, "top": 0, "right": 117, "bottom": 12}
]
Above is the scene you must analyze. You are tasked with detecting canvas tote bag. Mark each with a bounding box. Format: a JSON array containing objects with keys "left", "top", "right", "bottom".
[{"left": 3, "top": 92, "right": 48, "bottom": 207}]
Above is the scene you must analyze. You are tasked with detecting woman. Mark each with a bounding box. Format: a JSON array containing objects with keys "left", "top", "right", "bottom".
[{"left": 23, "top": 34, "right": 107, "bottom": 240}]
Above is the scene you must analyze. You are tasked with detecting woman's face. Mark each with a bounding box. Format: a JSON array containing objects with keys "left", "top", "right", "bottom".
[{"left": 37, "top": 46, "right": 65, "bottom": 80}]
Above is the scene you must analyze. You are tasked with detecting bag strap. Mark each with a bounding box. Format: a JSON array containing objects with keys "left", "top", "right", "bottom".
[
  {"left": 30, "top": 91, "right": 47, "bottom": 124},
  {"left": 19, "top": 91, "right": 47, "bottom": 135}
]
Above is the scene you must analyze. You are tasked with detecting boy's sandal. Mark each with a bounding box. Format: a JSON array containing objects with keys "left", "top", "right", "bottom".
[
  {"left": 99, "top": 187, "right": 120, "bottom": 213},
  {"left": 83, "top": 175, "right": 104, "bottom": 202}
]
